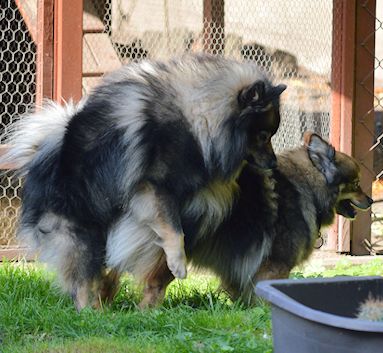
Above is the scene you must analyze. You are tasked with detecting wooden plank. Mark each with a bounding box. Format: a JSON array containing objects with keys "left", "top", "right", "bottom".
[
  {"left": 331, "top": 0, "right": 376, "bottom": 254},
  {"left": 329, "top": 0, "right": 357, "bottom": 253},
  {"left": 351, "top": 0, "right": 376, "bottom": 255},
  {"left": 0, "top": 247, "right": 34, "bottom": 261},
  {"left": 327, "top": 0, "right": 344, "bottom": 252},
  {"left": 330, "top": 0, "right": 343, "bottom": 152},
  {"left": 15, "top": 0, "right": 38, "bottom": 42},
  {"left": 36, "top": 0, "right": 54, "bottom": 106},
  {"left": 83, "top": 0, "right": 105, "bottom": 33},
  {"left": 54, "top": 0, "right": 83, "bottom": 103},
  {"left": 338, "top": 0, "right": 357, "bottom": 253},
  {"left": 83, "top": 33, "right": 121, "bottom": 76}
]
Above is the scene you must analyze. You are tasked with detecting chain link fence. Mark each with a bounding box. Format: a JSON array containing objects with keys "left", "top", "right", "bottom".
[
  {"left": 83, "top": 0, "right": 333, "bottom": 153},
  {"left": 82, "top": 0, "right": 333, "bottom": 248},
  {"left": 0, "top": 0, "right": 36, "bottom": 248},
  {"left": 1, "top": 0, "right": 382, "bottom": 253},
  {"left": 0, "top": 0, "right": 339, "bottom": 250},
  {"left": 370, "top": 0, "right": 383, "bottom": 254}
]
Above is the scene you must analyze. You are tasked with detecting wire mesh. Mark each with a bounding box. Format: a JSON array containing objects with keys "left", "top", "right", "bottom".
[
  {"left": 0, "top": 0, "right": 36, "bottom": 248},
  {"left": 81, "top": 0, "right": 333, "bottom": 249},
  {"left": 2, "top": 0, "right": 380, "bottom": 253},
  {"left": 370, "top": 0, "right": 383, "bottom": 254},
  {"left": 82, "top": 0, "right": 333, "bottom": 152}
]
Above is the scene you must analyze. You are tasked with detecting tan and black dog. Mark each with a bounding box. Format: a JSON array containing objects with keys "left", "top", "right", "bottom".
[{"left": 110, "top": 132, "right": 372, "bottom": 307}]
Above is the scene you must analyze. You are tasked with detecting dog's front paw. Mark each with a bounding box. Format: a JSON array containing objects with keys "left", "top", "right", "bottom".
[{"left": 166, "top": 252, "right": 187, "bottom": 279}]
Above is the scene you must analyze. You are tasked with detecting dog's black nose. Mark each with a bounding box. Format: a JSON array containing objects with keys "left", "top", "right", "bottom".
[{"left": 367, "top": 196, "right": 374, "bottom": 205}]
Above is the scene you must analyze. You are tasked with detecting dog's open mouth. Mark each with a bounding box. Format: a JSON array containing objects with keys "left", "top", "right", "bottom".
[
  {"left": 336, "top": 198, "right": 372, "bottom": 219},
  {"left": 336, "top": 199, "right": 357, "bottom": 219}
]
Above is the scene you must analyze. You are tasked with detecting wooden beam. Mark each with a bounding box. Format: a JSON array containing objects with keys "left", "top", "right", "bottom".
[
  {"left": 36, "top": 0, "right": 54, "bottom": 106},
  {"left": 330, "top": 0, "right": 376, "bottom": 254},
  {"left": 15, "top": 0, "right": 37, "bottom": 42},
  {"left": 54, "top": 0, "right": 83, "bottom": 103},
  {"left": 328, "top": 0, "right": 344, "bottom": 251},
  {"left": 0, "top": 247, "right": 34, "bottom": 261},
  {"left": 329, "top": 0, "right": 357, "bottom": 252},
  {"left": 351, "top": 0, "right": 376, "bottom": 255}
]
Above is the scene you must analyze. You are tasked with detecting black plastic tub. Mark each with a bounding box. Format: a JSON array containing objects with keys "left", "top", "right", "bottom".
[{"left": 255, "top": 276, "right": 383, "bottom": 353}]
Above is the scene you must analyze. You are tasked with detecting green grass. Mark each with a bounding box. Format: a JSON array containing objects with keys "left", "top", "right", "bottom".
[{"left": 1, "top": 258, "right": 383, "bottom": 353}]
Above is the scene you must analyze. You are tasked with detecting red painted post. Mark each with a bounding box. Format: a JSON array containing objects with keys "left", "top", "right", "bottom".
[
  {"left": 330, "top": 0, "right": 343, "bottom": 152},
  {"left": 36, "top": 0, "right": 54, "bottom": 106},
  {"left": 329, "top": 0, "right": 376, "bottom": 254},
  {"left": 351, "top": 0, "right": 376, "bottom": 255},
  {"left": 328, "top": 0, "right": 345, "bottom": 252},
  {"left": 54, "top": 0, "right": 83, "bottom": 103},
  {"left": 329, "top": 0, "right": 357, "bottom": 252}
]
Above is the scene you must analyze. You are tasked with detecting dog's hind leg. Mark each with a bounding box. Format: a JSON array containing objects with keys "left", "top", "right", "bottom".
[
  {"left": 131, "top": 184, "right": 187, "bottom": 279},
  {"left": 92, "top": 268, "right": 121, "bottom": 309},
  {"left": 148, "top": 217, "right": 187, "bottom": 279},
  {"left": 139, "top": 253, "right": 174, "bottom": 309}
]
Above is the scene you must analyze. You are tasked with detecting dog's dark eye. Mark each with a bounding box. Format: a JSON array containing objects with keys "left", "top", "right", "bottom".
[{"left": 353, "top": 180, "right": 360, "bottom": 189}]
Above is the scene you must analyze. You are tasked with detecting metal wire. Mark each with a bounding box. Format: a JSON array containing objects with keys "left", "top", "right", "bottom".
[
  {"left": 368, "top": 0, "right": 383, "bottom": 253},
  {"left": 0, "top": 0, "right": 36, "bottom": 247},
  {"left": 83, "top": 0, "right": 333, "bottom": 152},
  {"left": 2, "top": 0, "right": 382, "bottom": 252}
]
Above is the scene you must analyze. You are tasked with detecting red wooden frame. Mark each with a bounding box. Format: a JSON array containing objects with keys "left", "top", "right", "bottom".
[
  {"left": 351, "top": 0, "right": 376, "bottom": 255},
  {"left": 330, "top": 0, "right": 376, "bottom": 254},
  {"left": 329, "top": 0, "right": 356, "bottom": 252},
  {"left": 36, "top": 0, "right": 54, "bottom": 105},
  {"left": 53, "top": 0, "right": 83, "bottom": 103}
]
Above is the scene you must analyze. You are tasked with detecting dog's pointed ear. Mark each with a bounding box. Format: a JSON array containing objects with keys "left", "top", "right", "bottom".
[
  {"left": 304, "top": 131, "right": 337, "bottom": 184},
  {"left": 238, "top": 81, "right": 265, "bottom": 109},
  {"left": 266, "top": 84, "right": 287, "bottom": 101},
  {"left": 238, "top": 82, "right": 287, "bottom": 109}
]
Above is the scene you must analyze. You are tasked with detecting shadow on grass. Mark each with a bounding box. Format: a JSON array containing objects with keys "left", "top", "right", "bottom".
[
  {"left": 110, "top": 275, "right": 235, "bottom": 311},
  {"left": 0, "top": 261, "right": 235, "bottom": 313},
  {"left": 0, "top": 262, "right": 273, "bottom": 353}
]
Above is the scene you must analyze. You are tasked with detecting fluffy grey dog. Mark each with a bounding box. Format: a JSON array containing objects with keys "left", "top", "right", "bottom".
[{"left": 2, "top": 54, "right": 286, "bottom": 309}]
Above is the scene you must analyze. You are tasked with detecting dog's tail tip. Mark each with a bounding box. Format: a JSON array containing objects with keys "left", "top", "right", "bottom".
[{"left": 0, "top": 100, "right": 79, "bottom": 174}]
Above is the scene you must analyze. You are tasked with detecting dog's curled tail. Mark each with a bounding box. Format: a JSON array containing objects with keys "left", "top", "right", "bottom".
[{"left": 1, "top": 100, "right": 79, "bottom": 175}]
